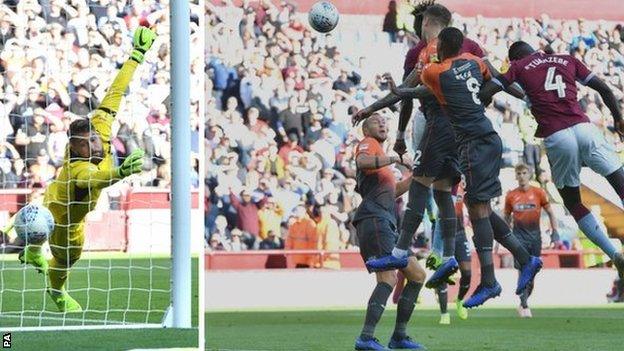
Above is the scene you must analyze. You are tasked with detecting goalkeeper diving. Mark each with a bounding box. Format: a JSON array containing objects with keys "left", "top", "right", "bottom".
[{"left": 15, "top": 26, "right": 157, "bottom": 312}]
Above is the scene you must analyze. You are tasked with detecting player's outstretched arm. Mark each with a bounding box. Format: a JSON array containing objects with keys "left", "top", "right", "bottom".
[
  {"left": 97, "top": 27, "right": 157, "bottom": 117},
  {"left": 586, "top": 76, "right": 624, "bottom": 134},
  {"left": 75, "top": 149, "right": 145, "bottom": 189},
  {"left": 394, "top": 99, "right": 412, "bottom": 158},
  {"left": 385, "top": 73, "right": 432, "bottom": 99},
  {"left": 352, "top": 69, "right": 421, "bottom": 126},
  {"left": 93, "top": 27, "right": 157, "bottom": 143},
  {"left": 391, "top": 86, "right": 432, "bottom": 99},
  {"left": 352, "top": 93, "right": 402, "bottom": 126},
  {"left": 394, "top": 65, "right": 425, "bottom": 156}
]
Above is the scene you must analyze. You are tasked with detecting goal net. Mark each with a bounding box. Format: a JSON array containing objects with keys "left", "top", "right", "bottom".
[{"left": 0, "top": 0, "right": 201, "bottom": 330}]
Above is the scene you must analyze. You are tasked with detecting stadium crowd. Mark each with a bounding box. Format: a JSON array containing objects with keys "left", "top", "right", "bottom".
[
  {"left": 207, "top": 1, "right": 624, "bottom": 257},
  {"left": 0, "top": 0, "right": 202, "bottom": 191}
]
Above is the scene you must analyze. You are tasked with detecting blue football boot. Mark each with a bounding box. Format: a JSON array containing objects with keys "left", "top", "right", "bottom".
[
  {"left": 388, "top": 336, "right": 426, "bottom": 350},
  {"left": 463, "top": 282, "right": 502, "bottom": 308},
  {"left": 516, "top": 256, "right": 542, "bottom": 295},
  {"left": 425, "top": 257, "right": 459, "bottom": 289},
  {"left": 365, "top": 255, "right": 408, "bottom": 272},
  {"left": 355, "top": 336, "right": 387, "bottom": 350}
]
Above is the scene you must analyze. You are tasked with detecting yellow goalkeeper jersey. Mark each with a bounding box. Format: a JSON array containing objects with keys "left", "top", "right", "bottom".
[
  {"left": 43, "top": 60, "right": 137, "bottom": 232},
  {"left": 43, "top": 112, "right": 116, "bottom": 231}
]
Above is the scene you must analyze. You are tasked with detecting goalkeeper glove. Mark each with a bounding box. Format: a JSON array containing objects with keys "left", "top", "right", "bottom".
[
  {"left": 117, "top": 149, "right": 145, "bottom": 178},
  {"left": 131, "top": 26, "right": 157, "bottom": 64}
]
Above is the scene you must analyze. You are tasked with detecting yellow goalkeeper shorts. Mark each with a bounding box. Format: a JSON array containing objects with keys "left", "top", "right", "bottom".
[{"left": 49, "top": 221, "right": 85, "bottom": 267}]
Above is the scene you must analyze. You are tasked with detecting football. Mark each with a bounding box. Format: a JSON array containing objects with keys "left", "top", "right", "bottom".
[
  {"left": 308, "top": 1, "right": 339, "bottom": 33},
  {"left": 14, "top": 204, "right": 55, "bottom": 245}
]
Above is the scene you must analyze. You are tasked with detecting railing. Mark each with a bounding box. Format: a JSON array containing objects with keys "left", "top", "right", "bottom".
[{"left": 205, "top": 249, "right": 609, "bottom": 270}]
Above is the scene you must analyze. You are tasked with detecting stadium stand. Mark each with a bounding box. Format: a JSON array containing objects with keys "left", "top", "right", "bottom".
[{"left": 205, "top": 1, "right": 624, "bottom": 261}]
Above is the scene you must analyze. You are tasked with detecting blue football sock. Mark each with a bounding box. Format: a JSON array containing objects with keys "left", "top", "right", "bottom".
[{"left": 577, "top": 213, "right": 618, "bottom": 259}]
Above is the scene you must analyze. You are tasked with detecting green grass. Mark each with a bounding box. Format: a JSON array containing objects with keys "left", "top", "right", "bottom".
[
  {"left": 205, "top": 307, "right": 624, "bottom": 351},
  {"left": 1, "top": 255, "right": 198, "bottom": 350}
]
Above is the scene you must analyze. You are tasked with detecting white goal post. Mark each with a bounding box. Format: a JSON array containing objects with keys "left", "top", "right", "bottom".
[{"left": 164, "top": 0, "right": 192, "bottom": 329}]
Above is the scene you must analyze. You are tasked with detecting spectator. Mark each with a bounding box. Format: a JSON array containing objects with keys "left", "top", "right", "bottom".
[
  {"left": 208, "top": 233, "right": 228, "bottom": 251},
  {"left": 229, "top": 229, "right": 248, "bottom": 251},
  {"left": 258, "top": 196, "right": 284, "bottom": 240},
  {"left": 316, "top": 203, "right": 342, "bottom": 269},
  {"left": 383, "top": 1, "right": 399, "bottom": 43},
  {"left": 285, "top": 206, "right": 317, "bottom": 268},
  {"left": 278, "top": 97, "right": 305, "bottom": 142},
  {"left": 332, "top": 70, "right": 356, "bottom": 94},
  {"left": 278, "top": 133, "right": 304, "bottom": 165},
  {"left": 261, "top": 144, "right": 285, "bottom": 179},
  {"left": 14, "top": 108, "right": 49, "bottom": 166},
  {"left": 259, "top": 230, "right": 285, "bottom": 250},
  {"left": 208, "top": 215, "right": 230, "bottom": 243},
  {"left": 229, "top": 187, "right": 264, "bottom": 243},
  {"left": 310, "top": 129, "right": 338, "bottom": 169}
]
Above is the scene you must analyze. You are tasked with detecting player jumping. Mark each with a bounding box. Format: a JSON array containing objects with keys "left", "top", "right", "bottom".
[
  {"left": 388, "top": 27, "right": 543, "bottom": 308},
  {"left": 352, "top": 2, "right": 473, "bottom": 287},
  {"left": 431, "top": 180, "right": 471, "bottom": 323},
  {"left": 353, "top": 3, "right": 531, "bottom": 293},
  {"left": 504, "top": 164, "right": 558, "bottom": 317},
  {"left": 480, "top": 41, "right": 624, "bottom": 278},
  {"left": 18, "top": 26, "right": 157, "bottom": 312},
  {"left": 353, "top": 114, "right": 426, "bottom": 350}
]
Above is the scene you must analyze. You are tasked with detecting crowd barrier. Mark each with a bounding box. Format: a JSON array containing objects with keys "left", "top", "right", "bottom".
[
  {"left": 205, "top": 249, "right": 608, "bottom": 270},
  {"left": 0, "top": 188, "right": 202, "bottom": 254}
]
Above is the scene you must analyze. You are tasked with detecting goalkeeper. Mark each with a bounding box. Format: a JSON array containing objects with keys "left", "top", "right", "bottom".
[{"left": 19, "top": 26, "right": 157, "bottom": 312}]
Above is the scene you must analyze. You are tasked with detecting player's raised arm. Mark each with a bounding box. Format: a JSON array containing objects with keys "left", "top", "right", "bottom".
[
  {"left": 351, "top": 0, "right": 436, "bottom": 126},
  {"left": 351, "top": 68, "right": 422, "bottom": 126},
  {"left": 91, "top": 26, "right": 157, "bottom": 142}
]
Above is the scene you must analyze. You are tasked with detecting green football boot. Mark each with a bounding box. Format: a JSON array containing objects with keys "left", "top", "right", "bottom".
[
  {"left": 18, "top": 246, "right": 48, "bottom": 274},
  {"left": 48, "top": 289, "right": 83, "bottom": 313}
]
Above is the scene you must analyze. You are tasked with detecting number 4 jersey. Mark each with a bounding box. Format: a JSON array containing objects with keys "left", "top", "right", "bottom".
[
  {"left": 493, "top": 51, "right": 594, "bottom": 138},
  {"left": 420, "top": 52, "right": 494, "bottom": 143}
]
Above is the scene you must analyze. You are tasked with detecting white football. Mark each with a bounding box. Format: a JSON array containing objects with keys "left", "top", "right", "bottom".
[
  {"left": 308, "top": 1, "right": 339, "bottom": 33},
  {"left": 14, "top": 204, "right": 55, "bottom": 245}
]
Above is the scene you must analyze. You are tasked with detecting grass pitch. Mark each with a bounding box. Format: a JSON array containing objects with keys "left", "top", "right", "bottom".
[
  {"left": 205, "top": 307, "right": 623, "bottom": 350},
  {"left": 1, "top": 254, "right": 198, "bottom": 350}
]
